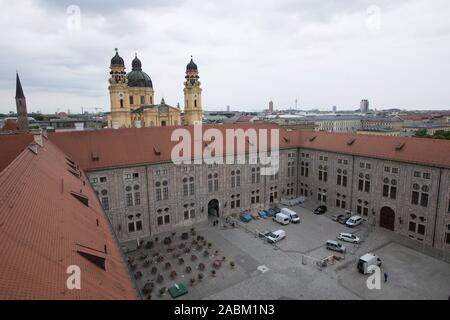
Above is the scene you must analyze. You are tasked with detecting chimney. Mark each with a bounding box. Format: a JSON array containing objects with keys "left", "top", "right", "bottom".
[{"left": 15, "top": 73, "right": 29, "bottom": 131}]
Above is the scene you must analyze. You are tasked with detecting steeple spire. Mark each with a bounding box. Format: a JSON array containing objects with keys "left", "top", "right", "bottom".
[{"left": 16, "top": 73, "right": 25, "bottom": 99}]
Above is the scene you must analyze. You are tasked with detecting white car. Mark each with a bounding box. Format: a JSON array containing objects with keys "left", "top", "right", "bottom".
[
  {"left": 266, "top": 230, "right": 286, "bottom": 243},
  {"left": 346, "top": 215, "right": 363, "bottom": 228},
  {"left": 338, "top": 232, "right": 360, "bottom": 244}
]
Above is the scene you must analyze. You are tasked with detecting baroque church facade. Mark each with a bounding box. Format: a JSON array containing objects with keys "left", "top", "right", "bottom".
[{"left": 108, "top": 49, "right": 203, "bottom": 128}]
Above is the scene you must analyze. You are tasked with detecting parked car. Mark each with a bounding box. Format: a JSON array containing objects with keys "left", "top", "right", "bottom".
[
  {"left": 357, "top": 253, "right": 382, "bottom": 274},
  {"left": 281, "top": 208, "right": 300, "bottom": 224},
  {"left": 346, "top": 215, "right": 363, "bottom": 228},
  {"left": 258, "top": 210, "right": 269, "bottom": 219},
  {"left": 326, "top": 240, "right": 346, "bottom": 253},
  {"left": 332, "top": 214, "right": 344, "bottom": 222},
  {"left": 239, "top": 213, "right": 253, "bottom": 223},
  {"left": 272, "top": 213, "right": 290, "bottom": 225},
  {"left": 267, "top": 207, "right": 281, "bottom": 217},
  {"left": 266, "top": 230, "right": 286, "bottom": 243},
  {"left": 313, "top": 205, "right": 327, "bottom": 215},
  {"left": 338, "top": 232, "right": 360, "bottom": 244},
  {"left": 338, "top": 215, "right": 349, "bottom": 224}
]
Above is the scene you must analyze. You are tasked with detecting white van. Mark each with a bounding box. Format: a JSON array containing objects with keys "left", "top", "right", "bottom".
[
  {"left": 346, "top": 215, "right": 363, "bottom": 228},
  {"left": 357, "top": 253, "right": 382, "bottom": 274},
  {"left": 326, "top": 240, "right": 346, "bottom": 253},
  {"left": 272, "top": 213, "right": 290, "bottom": 225},
  {"left": 266, "top": 230, "right": 286, "bottom": 243},
  {"left": 281, "top": 208, "right": 300, "bottom": 224},
  {"left": 338, "top": 232, "right": 360, "bottom": 244}
]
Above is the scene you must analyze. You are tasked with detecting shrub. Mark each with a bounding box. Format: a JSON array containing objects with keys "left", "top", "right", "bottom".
[
  {"left": 163, "top": 237, "right": 172, "bottom": 245},
  {"left": 208, "top": 242, "right": 212, "bottom": 248},
  {"left": 181, "top": 232, "right": 189, "bottom": 240},
  {"left": 203, "top": 250, "right": 209, "bottom": 258},
  {"left": 185, "top": 266, "right": 192, "bottom": 273},
  {"left": 198, "top": 263, "right": 205, "bottom": 271},
  {"left": 211, "top": 270, "right": 217, "bottom": 277},
  {"left": 178, "top": 258, "right": 185, "bottom": 265},
  {"left": 191, "top": 254, "right": 198, "bottom": 261},
  {"left": 198, "top": 273, "right": 204, "bottom": 281},
  {"left": 230, "top": 261, "right": 235, "bottom": 268},
  {"left": 156, "top": 275, "right": 164, "bottom": 283},
  {"left": 159, "top": 287, "right": 166, "bottom": 296},
  {"left": 170, "top": 270, "right": 177, "bottom": 279},
  {"left": 190, "top": 277, "right": 196, "bottom": 286},
  {"left": 164, "top": 262, "right": 171, "bottom": 270},
  {"left": 151, "top": 267, "right": 158, "bottom": 275}
]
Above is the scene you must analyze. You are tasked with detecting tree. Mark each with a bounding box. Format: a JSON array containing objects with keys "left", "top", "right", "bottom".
[{"left": 415, "top": 129, "right": 429, "bottom": 138}]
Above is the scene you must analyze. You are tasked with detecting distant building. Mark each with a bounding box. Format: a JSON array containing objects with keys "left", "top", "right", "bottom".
[
  {"left": 15, "top": 73, "right": 29, "bottom": 131},
  {"left": 269, "top": 101, "right": 274, "bottom": 113},
  {"left": 360, "top": 99, "right": 369, "bottom": 113},
  {"left": 226, "top": 105, "right": 230, "bottom": 112},
  {"left": 357, "top": 127, "right": 401, "bottom": 136},
  {"left": 332, "top": 106, "right": 337, "bottom": 113}
]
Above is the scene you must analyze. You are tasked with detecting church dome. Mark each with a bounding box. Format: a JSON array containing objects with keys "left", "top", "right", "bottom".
[
  {"left": 186, "top": 57, "right": 198, "bottom": 71},
  {"left": 127, "top": 54, "right": 153, "bottom": 88},
  {"left": 111, "top": 49, "right": 124, "bottom": 66}
]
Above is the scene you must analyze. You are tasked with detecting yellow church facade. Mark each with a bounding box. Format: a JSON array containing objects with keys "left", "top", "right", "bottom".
[{"left": 108, "top": 49, "right": 203, "bottom": 128}]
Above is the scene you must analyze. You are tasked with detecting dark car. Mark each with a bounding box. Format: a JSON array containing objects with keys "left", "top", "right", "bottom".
[
  {"left": 314, "top": 205, "right": 327, "bottom": 215},
  {"left": 338, "top": 215, "right": 350, "bottom": 224}
]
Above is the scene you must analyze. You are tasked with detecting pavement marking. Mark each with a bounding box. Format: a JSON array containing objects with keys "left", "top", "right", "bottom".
[{"left": 257, "top": 265, "right": 270, "bottom": 273}]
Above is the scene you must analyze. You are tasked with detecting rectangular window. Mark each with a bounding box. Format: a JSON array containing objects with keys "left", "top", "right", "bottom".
[
  {"left": 183, "top": 184, "right": 189, "bottom": 196},
  {"left": 208, "top": 180, "right": 213, "bottom": 193},
  {"left": 130, "top": 96, "right": 134, "bottom": 105},
  {"left": 383, "top": 185, "right": 389, "bottom": 197},
  {"left": 101, "top": 197, "right": 109, "bottom": 211},
  {"left": 414, "top": 171, "right": 421, "bottom": 178},
  {"left": 100, "top": 177, "right": 107, "bottom": 183},
  {"left": 364, "top": 181, "right": 370, "bottom": 193},
  {"left": 141, "top": 96, "right": 145, "bottom": 104},
  {"left": 156, "top": 189, "right": 162, "bottom": 201},
  {"left": 157, "top": 216, "right": 163, "bottom": 226},
  {"left": 358, "top": 180, "right": 364, "bottom": 191},
  {"left": 190, "top": 209, "right": 195, "bottom": 219},
  {"left": 90, "top": 177, "right": 99, "bottom": 184},
  {"left": 420, "top": 193, "right": 429, "bottom": 207},
  {"left": 390, "top": 187, "right": 397, "bottom": 200},
  {"left": 133, "top": 173, "right": 139, "bottom": 179},
  {"left": 417, "top": 224, "right": 425, "bottom": 235},
  {"left": 136, "top": 220, "right": 143, "bottom": 231},
  {"left": 163, "top": 187, "right": 169, "bottom": 200},
  {"left": 357, "top": 205, "right": 362, "bottom": 214},
  {"left": 423, "top": 172, "right": 430, "bottom": 179},
  {"left": 412, "top": 191, "right": 419, "bottom": 205},
  {"left": 164, "top": 215, "right": 170, "bottom": 224},
  {"left": 126, "top": 193, "right": 133, "bottom": 207},
  {"left": 189, "top": 183, "right": 195, "bottom": 195},
  {"left": 214, "top": 179, "right": 219, "bottom": 191},
  {"left": 409, "top": 221, "right": 416, "bottom": 232},
  {"left": 134, "top": 192, "right": 141, "bottom": 205},
  {"left": 184, "top": 210, "right": 189, "bottom": 220},
  {"left": 128, "top": 222, "right": 135, "bottom": 233},
  {"left": 363, "top": 207, "right": 369, "bottom": 217},
  {"left": 392, "top": 168, "right": 399, "bottom": 174},
  {"left": 343, "top": 176, "right": 348, "bottom": 187},
  {"left": 124, "top": 173, "right": 132, "bottom": 180}
]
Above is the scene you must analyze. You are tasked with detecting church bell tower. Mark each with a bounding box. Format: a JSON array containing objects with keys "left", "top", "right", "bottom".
[
  {"left": 183, "top": 56, "right": 203, "bottom": 125},
  {"left": 109, "top": 48, "right": 131, "bottom": 128}
]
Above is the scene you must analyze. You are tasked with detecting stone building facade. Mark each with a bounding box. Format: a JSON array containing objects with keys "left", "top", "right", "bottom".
[{"left": 49, "top": 126, "right": 450, "bottom": 254}]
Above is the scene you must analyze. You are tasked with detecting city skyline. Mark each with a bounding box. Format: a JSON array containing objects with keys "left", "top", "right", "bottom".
[{"left": 1, "top": 0, "right": 450, "bottom": 114}]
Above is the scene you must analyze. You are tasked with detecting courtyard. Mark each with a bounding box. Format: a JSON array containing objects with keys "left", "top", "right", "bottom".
[{"left": 125, "top": 204, "right": 450, "bottom": 300}]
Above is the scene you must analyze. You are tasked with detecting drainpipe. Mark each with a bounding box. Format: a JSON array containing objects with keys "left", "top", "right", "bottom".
[
  {"left": 145, "top": 165, "right": 152, "bottom": 239},
  {"left": 432, "top": 168, "right": 442, "bottom": 249}
]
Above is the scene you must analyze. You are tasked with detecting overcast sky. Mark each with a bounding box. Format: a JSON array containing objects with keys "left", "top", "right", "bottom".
[{"left": 0, "top": 0, "right": 449, "bottom": 114}]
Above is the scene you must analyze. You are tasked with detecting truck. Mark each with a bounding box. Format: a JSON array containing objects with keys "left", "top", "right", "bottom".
[{"left": 357, "top": 253, "right": 382, "bottom": 274}]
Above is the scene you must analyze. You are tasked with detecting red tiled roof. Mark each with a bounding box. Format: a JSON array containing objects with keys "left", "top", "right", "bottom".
[
  {"left": 0, "top": 133, "right": 34, "bottom": 172},
  {"left": 49, "top": 123, "right": 299, "bottom": 171},
  {"left": 1, "top": 119, "right": 19, "bottom": 132},
  {"left": 0, "top": 136, "right": 137, "bottom": 300},
  {"left": 298, "top": 131, "right": 450, "bottom": 168},
  {"left": 49, "top": 124, "right": 450, "bottom": 170}
]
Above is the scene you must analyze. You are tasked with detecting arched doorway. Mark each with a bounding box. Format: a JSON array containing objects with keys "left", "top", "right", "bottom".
[
  {"left": 208, "top": 199, "right": 219, "bottom": 217},
  {"left": 380, "top": 207, "right": 395, "bottom": 231}
]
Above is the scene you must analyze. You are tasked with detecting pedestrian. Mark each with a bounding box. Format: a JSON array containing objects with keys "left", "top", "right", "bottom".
[{"left": 384, "top": 272, "right": 388, "bottom": 283}]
